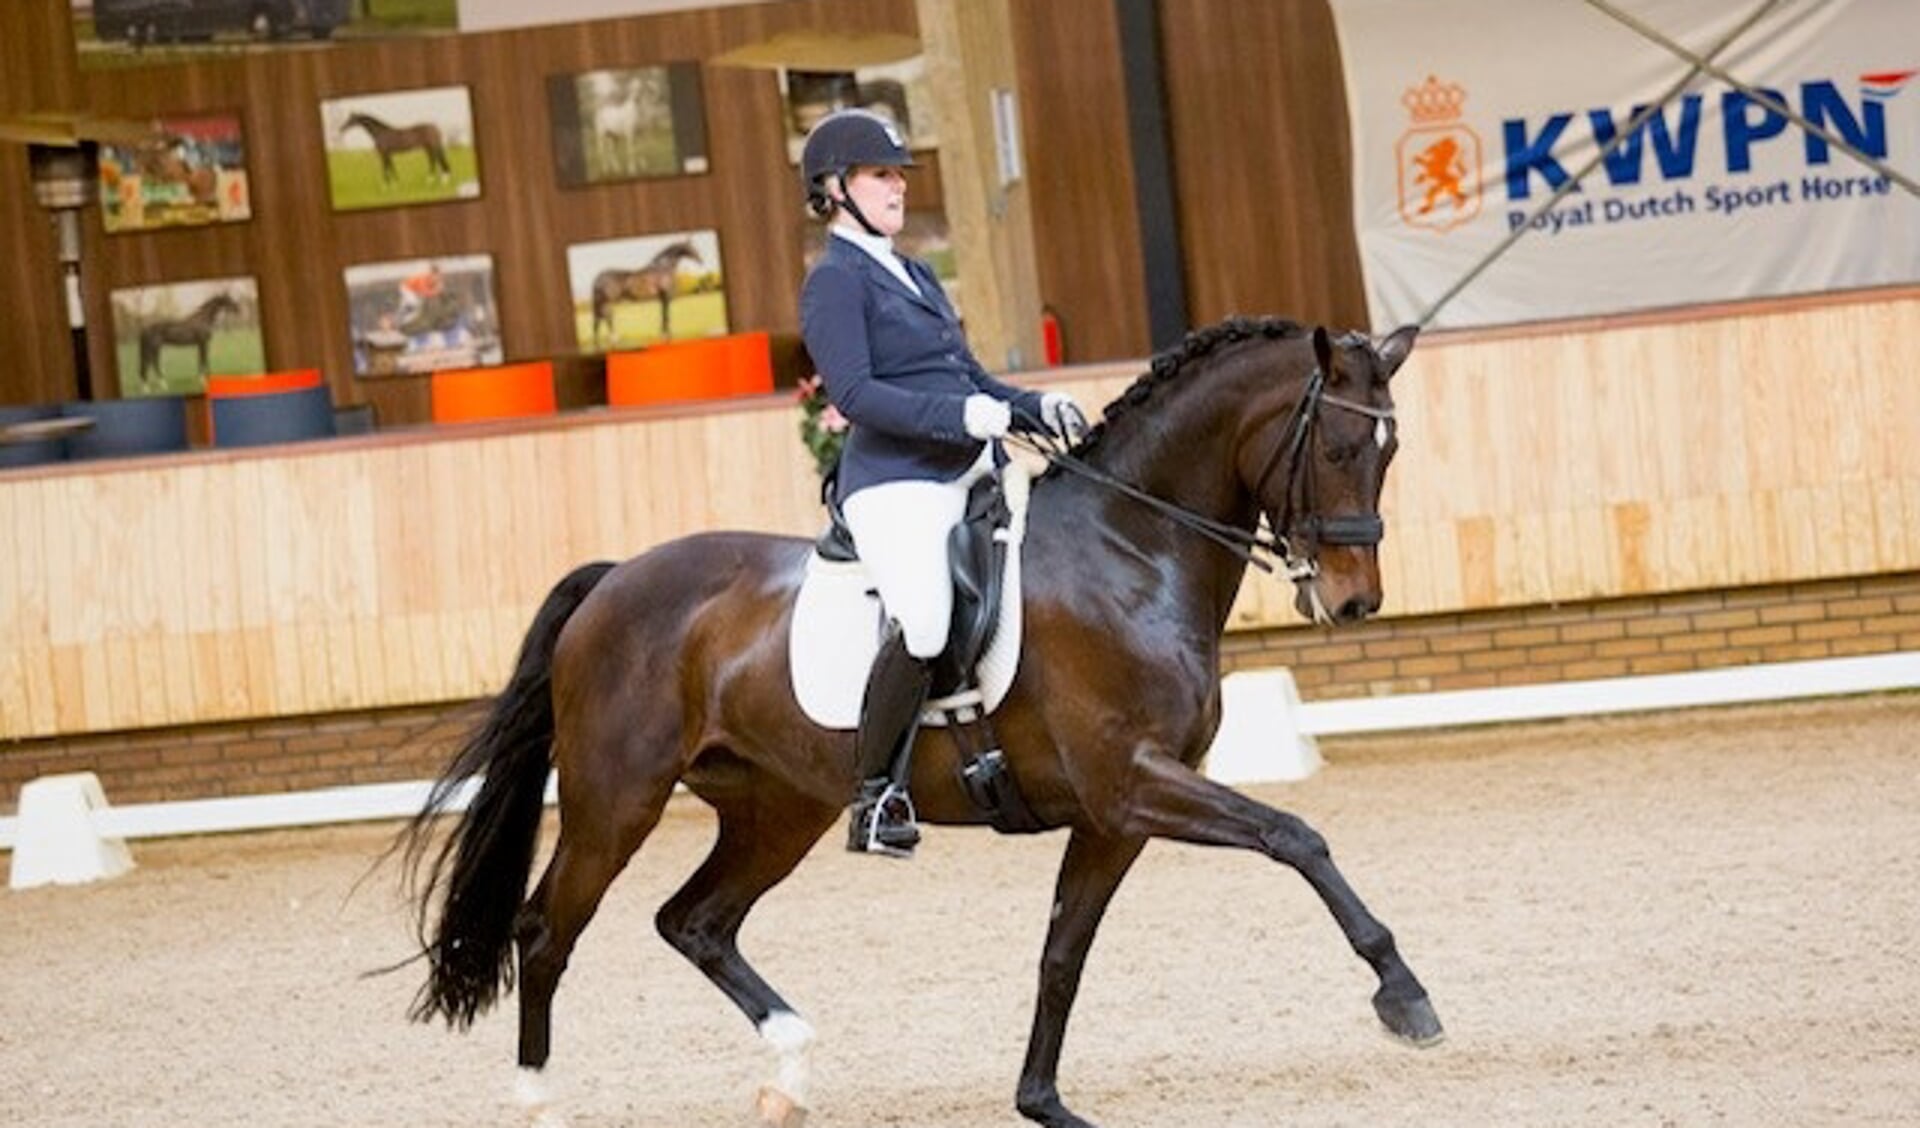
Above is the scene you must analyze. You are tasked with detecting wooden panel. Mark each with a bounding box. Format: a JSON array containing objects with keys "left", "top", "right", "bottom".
[
  {"left": 1010, "top": 0, "right": 1150, "bottom": 363},
  {"left": 1156, "top": 0, "right": 1370, "bottom": 332},
  {"left": 4, "top": 292, "right": 1920, "bottom": 739}
]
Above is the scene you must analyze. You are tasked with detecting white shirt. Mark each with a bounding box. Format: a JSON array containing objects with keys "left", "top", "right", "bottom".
[{"left": 831, "top": 224, "right": 922, "bottom": 297}]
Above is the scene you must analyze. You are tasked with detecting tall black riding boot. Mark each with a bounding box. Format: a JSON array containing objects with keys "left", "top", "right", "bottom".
[{"left": 847, "top": 623, "right": 933, "bottom": 857}]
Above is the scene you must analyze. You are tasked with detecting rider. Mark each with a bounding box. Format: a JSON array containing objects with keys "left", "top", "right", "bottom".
[
  {"left": 396, "top": 262, "right": 444, "bottom": 336},
  {"left": 797, "top": 108, "right": 1088, "bottom": 858}
]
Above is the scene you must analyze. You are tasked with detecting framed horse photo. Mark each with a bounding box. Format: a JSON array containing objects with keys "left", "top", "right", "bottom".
[
  {"left": 344, "top": 254, "right": 504, "bottom": 376},
  {"left": 108, "top": 276, "right": 266, "bottom": 398},
  {"left": 566, "top": 229, "right": 728, "bottom": 353},
  {"left": 319, "top": 85, "right": 481, "bottom": 212},
  {"left": 779, "top": 55, "right": 939, "bottom": 163},
  {"left": 546, "top": 63, "right": 709, "bottom": 188},
  {"left": 96, "top": 113, "right": 251, "bottom": 234}
]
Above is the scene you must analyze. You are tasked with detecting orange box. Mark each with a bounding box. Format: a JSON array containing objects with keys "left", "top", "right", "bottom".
[
  {"left": 431, "top": 361, "right": 557, "bottom": 424},
  {"left": 607, "top": 333, "right": 772, "bottom": 407},
  {"left": 721, "top": 331, "right": 774, "bottom": 397}
]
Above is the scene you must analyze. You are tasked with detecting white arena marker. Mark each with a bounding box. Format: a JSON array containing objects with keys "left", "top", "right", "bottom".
[
  {"left": 1205, "top": 669, "right": 1322, "bottom": 785},
  {"left": 9, "top": 772, "right": 135, "bottom": 890}
]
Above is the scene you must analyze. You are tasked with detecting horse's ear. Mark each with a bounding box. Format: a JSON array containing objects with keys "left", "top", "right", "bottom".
[
  {"left": 1375, "top": 324, "right": 1418, "bottom": 383},
  {"left": 1311, "top": 326, "right": 1334, "bottom": 380}
]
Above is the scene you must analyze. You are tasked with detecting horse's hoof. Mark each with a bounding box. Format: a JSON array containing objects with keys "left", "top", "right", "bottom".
[
  {"left": 1373, "top": 989, "right": 1446, "bottom": 1047},
  {"left": 755, "top": 1084, "right": 808, "bottom": 1128}
]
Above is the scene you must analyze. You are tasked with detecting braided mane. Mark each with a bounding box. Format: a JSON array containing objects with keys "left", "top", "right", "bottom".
[{"left": 1048, "top": 316, "right": 1306, "bottom": 472}]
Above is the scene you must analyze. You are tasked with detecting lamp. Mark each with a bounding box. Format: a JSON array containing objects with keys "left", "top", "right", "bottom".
[{"left": 28, "top": 141, "right": 99, "bottom": 401}]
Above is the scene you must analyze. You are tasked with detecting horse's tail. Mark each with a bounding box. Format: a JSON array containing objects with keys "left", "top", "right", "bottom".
[{"left": 396, "top": 559, "right": 617, "bottom": 1029}]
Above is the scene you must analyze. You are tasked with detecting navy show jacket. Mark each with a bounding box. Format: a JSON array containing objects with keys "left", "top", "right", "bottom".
[{"left": 800, "top": 234, "right": 1045, "bottom": 502}]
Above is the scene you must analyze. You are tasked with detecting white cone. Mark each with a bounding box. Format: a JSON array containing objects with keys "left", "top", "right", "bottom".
[
  {"left": 9, "top": 773, "right": 135, "bottom": 890},
  {"left": 1204, "top": 669, "right": 1322, "bottom": 785}
]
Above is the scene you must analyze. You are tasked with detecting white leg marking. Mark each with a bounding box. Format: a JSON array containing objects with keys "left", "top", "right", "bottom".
[
  {"left": 515, "top": 1066, "right": 568, "bottom": 1127},
  {"left": 758, "top": 1010, "right": 817, "bottom": 1107}
]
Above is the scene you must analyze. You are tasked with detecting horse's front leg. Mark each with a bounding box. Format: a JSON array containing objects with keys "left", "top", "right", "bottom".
[
  {"left": 1117, "top": 750, "right": 1444, "bottom": 1046},
  {"left": 1015, "top": 829, "right": 1146, "bottom": 1128}
]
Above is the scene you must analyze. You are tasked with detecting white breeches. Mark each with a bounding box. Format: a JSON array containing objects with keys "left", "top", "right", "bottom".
[{"left": 842, "top": 450, "right": 994, "bottom": 659}]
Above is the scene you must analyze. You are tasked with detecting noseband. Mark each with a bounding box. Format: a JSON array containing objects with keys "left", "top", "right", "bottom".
[{"left": 1016, "top": 367, "right": 1395, "bottom": 581}]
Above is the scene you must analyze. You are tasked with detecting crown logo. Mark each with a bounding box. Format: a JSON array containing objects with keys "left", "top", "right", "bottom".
[{"left": 1402, "top": 76, "right": 1467, "bottom": 125}]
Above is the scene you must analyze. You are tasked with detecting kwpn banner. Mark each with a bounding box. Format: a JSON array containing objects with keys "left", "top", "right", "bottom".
[{"left": 1328, "top": 0, "right": 1920, "bottom": 330}]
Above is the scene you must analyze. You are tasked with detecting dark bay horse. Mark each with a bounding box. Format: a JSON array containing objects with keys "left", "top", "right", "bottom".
[
  {"left": 138, "top": 292, "right": 239, "bottom": 386},
  {"left": 589, "top": 240, "right": 701, "bottom": 345},
  {"left": 341, "top": 112, "right": 453, "bottom": 186},
  {"left": 397, "top": 317, "right": 1440, "bottom": 1127}
]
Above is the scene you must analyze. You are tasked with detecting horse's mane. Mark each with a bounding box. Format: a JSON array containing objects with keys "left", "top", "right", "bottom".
[{"left": 1046, "top": 315, "right": 1306, "bottom": 474}]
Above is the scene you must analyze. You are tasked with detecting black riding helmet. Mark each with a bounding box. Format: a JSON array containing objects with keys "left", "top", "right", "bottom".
[{"left": 800, "top": 108, "right": 916, "bottom": 234}]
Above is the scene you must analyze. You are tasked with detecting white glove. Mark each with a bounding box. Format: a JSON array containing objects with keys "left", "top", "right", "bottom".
[
  {"left": 1041, "top": 392, "right": 1090, "bottom": 443},
  {"left": 962, "top": 394, "right": 1011, "bottom": 440}
]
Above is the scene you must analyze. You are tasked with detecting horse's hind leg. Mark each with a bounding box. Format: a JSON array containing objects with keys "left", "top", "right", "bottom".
[
  {"left": 513, "top": 735, "right": 680, "bottom": 1123},
  {"left": 1119, "top": 752, "right": 1443, "bottom": 1046},
  {"left": 656, "top": 768, "right": 837, "bottom": 1127}
]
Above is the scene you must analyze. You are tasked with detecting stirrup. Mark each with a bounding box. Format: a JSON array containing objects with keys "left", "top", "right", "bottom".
[{"left": 848, "top": 782, "right": 920, "bottom": 859}]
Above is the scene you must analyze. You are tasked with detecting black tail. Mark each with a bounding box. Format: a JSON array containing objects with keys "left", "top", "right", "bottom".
[{"left": 396, "top": 560, "right": 616, "bottom": 1029}]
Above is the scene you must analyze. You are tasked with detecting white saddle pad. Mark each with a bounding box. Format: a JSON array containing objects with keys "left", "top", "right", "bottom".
[{"left": 789, "top": 466, "right": 1030, "bottom": 730}]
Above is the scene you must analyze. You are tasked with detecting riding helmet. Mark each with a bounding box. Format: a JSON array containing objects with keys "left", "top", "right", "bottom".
[{"left": 800, "top": 108, "right": 916, "bottom": 216}]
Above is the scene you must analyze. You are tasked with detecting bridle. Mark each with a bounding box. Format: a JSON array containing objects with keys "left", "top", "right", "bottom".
[
  {"left": 1015, "top": 366, "right": 1394, "bottom": 582},
  {"left": 1247, "top": 364, "right": 1397, "bottom": 581}
]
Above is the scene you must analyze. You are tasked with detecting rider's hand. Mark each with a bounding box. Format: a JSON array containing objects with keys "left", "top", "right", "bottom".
[
  {"left": 1041, "top": 392, "right": 1090, "bottom": 444},
  {"left": 963, "top": 395, "right": 1012, "bottom": 440}
]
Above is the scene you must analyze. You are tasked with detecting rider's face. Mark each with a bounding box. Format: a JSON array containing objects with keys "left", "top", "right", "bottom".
[{"left": 834, "top": 165, "right": 907, "bottom": 236}]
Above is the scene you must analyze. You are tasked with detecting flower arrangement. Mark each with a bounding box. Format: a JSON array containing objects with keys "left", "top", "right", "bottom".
[{"left": 796, "top": 374, "right": 848, "bottom": 479}]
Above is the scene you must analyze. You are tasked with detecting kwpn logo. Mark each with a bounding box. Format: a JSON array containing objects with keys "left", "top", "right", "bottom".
[
  {"left": 1397, "top": 75, "right": 1481, "bottom": 233},
  {"left": 1860, "top": 69, "right": 1916, "bottom": 100}
]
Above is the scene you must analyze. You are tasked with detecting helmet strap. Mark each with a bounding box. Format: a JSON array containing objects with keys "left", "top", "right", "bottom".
[{"left": 833, "top": 172, "right": 887, "bottom": 238}]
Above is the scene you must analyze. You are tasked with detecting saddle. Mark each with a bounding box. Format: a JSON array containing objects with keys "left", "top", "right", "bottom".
[
  {"left": 805, "top": 469, "right": 1045, "bottom": 834},
  {"left": 815, "top": 472, "right": 1009, "bottom": 699}
]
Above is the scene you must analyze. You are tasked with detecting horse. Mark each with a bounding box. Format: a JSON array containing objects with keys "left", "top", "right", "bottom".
[
  {"left": 137, "top": 293, "right": 240, "bottom": 388},
  {"left": 340, "top": 112, "right": 453, "bottom": 187},
  {"left": 589, "top": 79, "right": 668, "bottom": 177},
  {"left": 395, "top": 316, "right": 1440, "bottom": 1128},
  {"left": 588, "top": 241, "right": 702, "bottom": 346}
]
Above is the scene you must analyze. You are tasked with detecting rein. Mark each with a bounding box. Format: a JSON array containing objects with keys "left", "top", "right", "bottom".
[{"left": 1014, "top": 369, "right": 1395, "bottom": 580}]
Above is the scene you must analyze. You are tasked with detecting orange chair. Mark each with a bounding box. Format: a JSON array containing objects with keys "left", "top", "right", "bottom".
[
  {"left": 430, "top": 361, "right": 558, "bottom": 424},
  {"left": 607, "top": 333, "right": 771, "bottom": 407}
]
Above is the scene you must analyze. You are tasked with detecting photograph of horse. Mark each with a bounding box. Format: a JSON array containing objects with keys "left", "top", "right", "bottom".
[
  {"left": 548, "top": 63, "right": 708, "bottom": 187},
  {"left": 344, "top": 254, "right": 503, "bottom": 377},
  {"left": 98, "top": 113, "right": 251, "bottom": 232},
  {"left": 394, "top": 318, "right": 1436, "bottom": 1128},
  {"left": 321, "top": 86, "right": 480, "bottom": 211},
  {"left": 340, "top": 112, "right": 453, "bottom": 186},
  {"left": 781, "top": 55, "right": 936, "bottom": 162},
  {"left": 109, "top": 277, "right": 265, "bottom": 396},
  {"left": 567, "top": 230, "right": 727, "bottom": 352}
]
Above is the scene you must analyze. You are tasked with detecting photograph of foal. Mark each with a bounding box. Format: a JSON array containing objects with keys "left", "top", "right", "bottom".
[{"left": 395, "top": 318, "right": 1441, "bottom": 1127}]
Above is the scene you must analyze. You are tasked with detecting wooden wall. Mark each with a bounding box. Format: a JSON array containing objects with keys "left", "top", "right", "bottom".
[
  {"left": 1158, "top": 0, "right": 1369, "bottom": 330},
  {"left": 0, "top": 0, "right": 917, "bottom": 419},
  {"left": 4, "top": 289, "right": 1918, "bottom": 740},
  {"left": 1, "top": 0, "right": 1373, "bottom": 409}
]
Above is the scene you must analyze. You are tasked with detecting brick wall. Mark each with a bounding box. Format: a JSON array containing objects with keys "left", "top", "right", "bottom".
[
  {"left": 1226, "top": 572, "right": 1920, "bottom": 699},
  {"left": 4, "top": 573, "right": 1916, "bottom": 816}
]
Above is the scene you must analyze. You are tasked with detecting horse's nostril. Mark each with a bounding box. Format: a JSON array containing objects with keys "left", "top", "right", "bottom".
[{"left": 1336, "top": 596, "right": 1377, "bottom": 623}]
